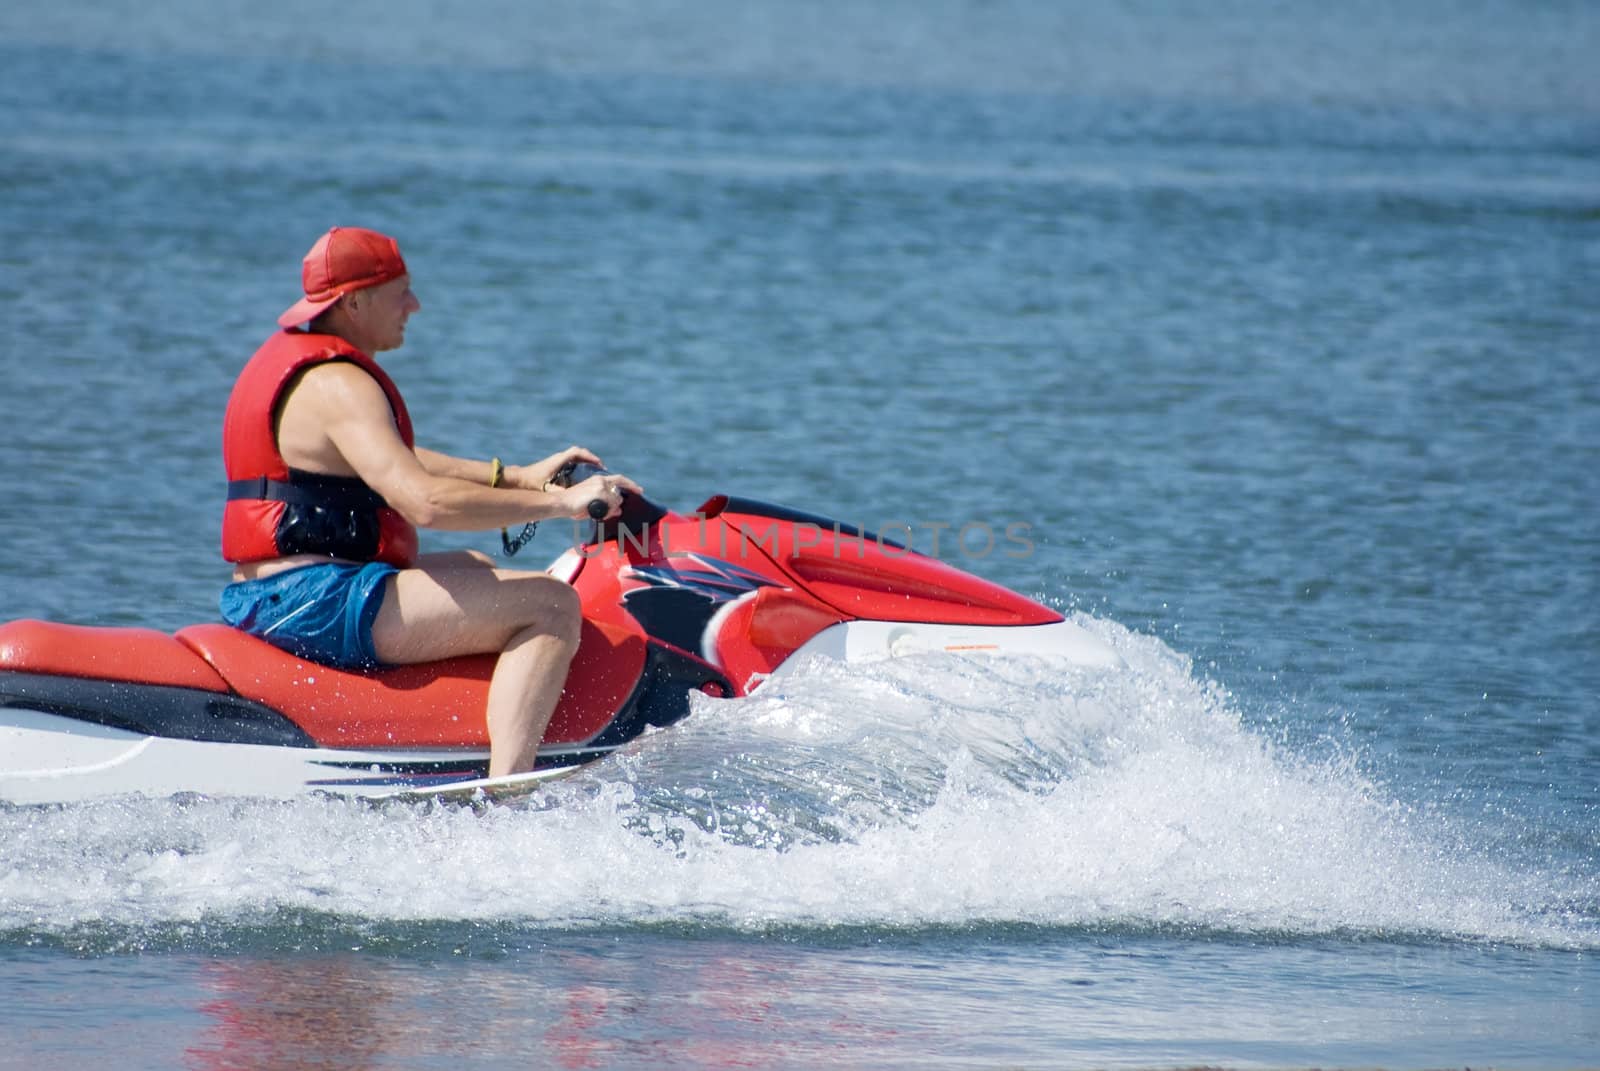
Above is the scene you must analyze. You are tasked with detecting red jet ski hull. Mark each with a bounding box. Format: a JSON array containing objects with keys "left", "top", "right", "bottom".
[{"left": 0, "top": 494, "right": 1116, "bottom": 801}]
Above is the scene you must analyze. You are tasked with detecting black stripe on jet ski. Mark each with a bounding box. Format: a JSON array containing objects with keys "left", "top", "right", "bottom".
[
  {"left": 718, "top": 496, "right": 910, "bottom": 551},
  {"left": 307, "top": 772, "right": 484, "bottom": 788},
  {"left": 306, "top": 750, "right": 612, "bottom": 777},
  {"left": 307, "top": 758, "right": 489, "bottom": 777},
  {"left": 0, "top": 670, "right": 315, "bottom": 747},
  {"left": 585, "top": 640, "right": 731, "bottom": 749}
]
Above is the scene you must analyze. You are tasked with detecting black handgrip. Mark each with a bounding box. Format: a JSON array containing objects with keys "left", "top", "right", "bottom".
[{"left": 587, "top": 497, "right": 609, "bottom": 520}]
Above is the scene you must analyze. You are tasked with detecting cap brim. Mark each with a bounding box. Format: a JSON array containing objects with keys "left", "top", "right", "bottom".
[{"left": 277, "top": 294, "right": 341, "bottom": 329}]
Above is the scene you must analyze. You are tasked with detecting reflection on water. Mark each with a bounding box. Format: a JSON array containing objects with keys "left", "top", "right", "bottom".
[
  {"left": 180, "top": 941, "right": 907, "bottom": 1071},
  {"left": 155, "top": 932, "right": 1596, "bottom": 1071},
  {"left": 188, "top": 958, "right": 394, "bottom": 1070}
]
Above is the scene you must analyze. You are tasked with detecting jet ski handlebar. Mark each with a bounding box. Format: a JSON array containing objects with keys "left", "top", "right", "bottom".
[
  {"left": 559, "top": 461, "right": 622, "bottom": 519},
  {"left": 557, "top": 462, "right": 667, "bottom": 542}
]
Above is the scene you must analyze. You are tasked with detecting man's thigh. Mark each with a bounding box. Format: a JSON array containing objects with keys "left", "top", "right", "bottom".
[
  {"left": 415, "top": 549, "right": 496, "bottom": 570},
  {"left": 371, "top": 563, "right": 578, "bottom": 664}
]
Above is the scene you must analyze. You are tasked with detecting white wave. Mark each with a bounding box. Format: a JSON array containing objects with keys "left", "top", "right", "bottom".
[{"left": 1, "top": 617, "right": 1592, "bottom": 949}]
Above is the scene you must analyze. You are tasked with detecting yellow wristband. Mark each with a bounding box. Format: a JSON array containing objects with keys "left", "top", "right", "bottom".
[{"left": 489, "top": 457, "right": 504, "bottom": 488}]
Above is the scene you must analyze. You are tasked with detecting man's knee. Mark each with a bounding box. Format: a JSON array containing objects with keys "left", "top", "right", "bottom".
[
  {"left": 546, "top": 581, "right": 583, "bottom": 649},
  {"left": 509, "top": 576, "right": 581, "bottom": 648}
]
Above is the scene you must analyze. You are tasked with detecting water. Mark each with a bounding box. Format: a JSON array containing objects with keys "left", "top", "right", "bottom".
[{"left": 1, "top": 0, "right": 1597, "bottom": 1067}]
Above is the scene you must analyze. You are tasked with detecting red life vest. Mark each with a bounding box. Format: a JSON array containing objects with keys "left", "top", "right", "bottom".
[{"left": 222, "top": 330, "right": 419, "bottom": 567}]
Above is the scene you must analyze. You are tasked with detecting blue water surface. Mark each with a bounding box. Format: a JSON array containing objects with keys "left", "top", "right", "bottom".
[{"left": 1, "top": 1, "right": 1596, "bottom": 1068}]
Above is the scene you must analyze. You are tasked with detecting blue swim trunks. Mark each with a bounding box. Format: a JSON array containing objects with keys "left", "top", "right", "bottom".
[{"left": 219, "top": 561, "right": 399, "bottom": 670}]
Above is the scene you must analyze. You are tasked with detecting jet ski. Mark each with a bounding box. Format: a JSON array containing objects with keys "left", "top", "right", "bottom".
[{"left": 0, "top": 479, "right": 1122, "bottom": 805}]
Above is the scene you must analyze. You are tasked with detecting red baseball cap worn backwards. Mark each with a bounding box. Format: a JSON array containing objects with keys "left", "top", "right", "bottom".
[{"left": 278, "top": 226, "right": 408, "bottom": 328}]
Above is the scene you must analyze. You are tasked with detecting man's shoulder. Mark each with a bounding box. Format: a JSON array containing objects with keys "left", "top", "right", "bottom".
[
  {"left": 273, "top": 335, "right": 408, "bottom": 444},
  {"left": 288, "top": 359, "right": 391, "bottom": 410}
]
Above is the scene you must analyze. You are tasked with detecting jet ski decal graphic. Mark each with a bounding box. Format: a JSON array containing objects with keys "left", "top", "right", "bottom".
[
  {"left": 621, "top": 555, "right": 778, "bottom": 600},
  {"left": 619, "top": 555, "right": 779, "bottom": 654}
]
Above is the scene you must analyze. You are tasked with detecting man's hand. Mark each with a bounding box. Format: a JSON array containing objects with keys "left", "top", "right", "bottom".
[
  {"left": 505, "top": 446, "right": 603, "bottom": 492},
  {"left": 502, "top": 446, "right": 642, "bottom": 519},
  {"left": 561, "top": 472, "right": 644, "bottom": 520}
]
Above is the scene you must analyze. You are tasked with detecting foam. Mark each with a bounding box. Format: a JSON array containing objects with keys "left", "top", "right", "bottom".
[{"left": 2, "top": 617, "right": 1593, "bottom": 950}]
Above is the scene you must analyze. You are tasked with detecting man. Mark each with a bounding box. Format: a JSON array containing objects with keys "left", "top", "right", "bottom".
[{"left": 220, "top": 226, "right": 639, "bottom": 776}]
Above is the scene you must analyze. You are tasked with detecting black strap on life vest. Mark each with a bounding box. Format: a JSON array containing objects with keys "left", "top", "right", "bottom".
[{"left": 226, "top": 469, "right": 388, "bottom": 512}]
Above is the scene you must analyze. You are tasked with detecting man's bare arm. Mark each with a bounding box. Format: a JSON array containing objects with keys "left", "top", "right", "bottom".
[
  {"left": 413, "top": 447, "right": 495, "bottom": 486},
  {"left": 415, "top": 445, "right": 610, "bottom": 494},
  {"left": 285, "top": 364, "right": 634, "bottom": 530}
]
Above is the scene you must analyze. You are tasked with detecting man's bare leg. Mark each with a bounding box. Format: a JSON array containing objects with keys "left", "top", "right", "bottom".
[
  {"left": 369, "top": 562, "right": 582, "bottom": 775},
  {"left": 480, "top": 622, "right": 577, "bottom": 775}
]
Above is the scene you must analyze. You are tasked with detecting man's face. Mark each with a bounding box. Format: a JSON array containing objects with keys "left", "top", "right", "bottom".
[{"left": 352, "top": 274, "right": 421, "bottom": 352}]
